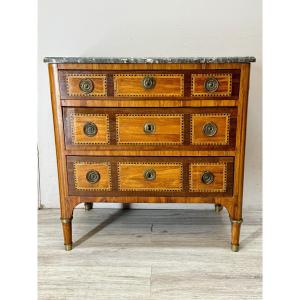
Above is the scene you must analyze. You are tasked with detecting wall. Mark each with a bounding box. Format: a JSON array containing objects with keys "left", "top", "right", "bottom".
[{"left": 38, "top": 0, "right": 262, "bottom": 209}]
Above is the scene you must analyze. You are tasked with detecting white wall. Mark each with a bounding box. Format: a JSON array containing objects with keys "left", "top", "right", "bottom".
[{"left": 38, "top": 0, "right": 262, "bottom": 209}]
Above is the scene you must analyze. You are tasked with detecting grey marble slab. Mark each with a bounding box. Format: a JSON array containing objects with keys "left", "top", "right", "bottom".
[{"left": 43, "top": 56, "right": 256, "bottom": 64}]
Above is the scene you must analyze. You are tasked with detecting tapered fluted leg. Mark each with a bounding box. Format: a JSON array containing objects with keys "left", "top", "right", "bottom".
[
  {"left": 61, "top": 217, "right": 73, "bottom": 251},
  {"left": 84, "top": 202, "right": 93, "bottom": 211},
  {"left": 231, "top": 218, "right": 243, "bottom": 252}
]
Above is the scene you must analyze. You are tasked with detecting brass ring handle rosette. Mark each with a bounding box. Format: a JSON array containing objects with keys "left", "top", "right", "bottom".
[
  {"left": 144, "top": 169, "right": 156, "bottom": 181},
  {"left": 79, "top": 78, "right": 94, "bottom": 94},
  {"left": 202, "top": 122, "right": 218, "bottom": 137},
  {"left": 201, "top": 171, "right": 215, "bottom": 184},
  {"left": 83, "top": 122, "right": 98, "bottom": 137},
  {"left": 204, "top": 77, "right": 219, "bottom": 92},
  {"left": 86, "top": 170, "right": 101, "bottom": 184},
  {"left": 143, "top": 122, "right": 156, "bottom": 134},
  {"left": 142, "top": 76, "right": 156, "bottom": 89}
]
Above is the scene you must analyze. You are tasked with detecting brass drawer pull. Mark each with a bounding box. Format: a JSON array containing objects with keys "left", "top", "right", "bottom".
[
  {"left": 144, "top": 122, "right": 156, "bottom": 134},
  {"left": 79, "top": 78, "right": 94, "bottom": 93},
  {"left": 203, "top": 122, "right": 218, "bottom": 137},
  {"left": 201, "top": 171, "right": 214, "bottom": 184},
  {"left": 83, "top": 122, "right": 98, "bottom": 137},
  {"left": 142, "top": 76, "right": 156, "bottom": 89},
  {"left": 144, "top": 169, "right": 156, "bottom": 181},
  {"left": 86, "top": 170, "right": 101, "bottom": 184},
  {"left": 204, "top": 77, "right": 219, "bottom": 92}
]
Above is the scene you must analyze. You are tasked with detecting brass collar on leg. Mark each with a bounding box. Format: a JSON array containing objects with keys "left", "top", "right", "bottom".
[
  {"left": 230, "top": 218, "right": 243, "bottom": 225},
  {"left": 61, "top": 217, "right": 73, "bottom": 224}
]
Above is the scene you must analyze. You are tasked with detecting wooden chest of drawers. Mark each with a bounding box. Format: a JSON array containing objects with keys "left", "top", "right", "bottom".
[{"left": 44, "top": 56, "right": 255, "bottom": 252}]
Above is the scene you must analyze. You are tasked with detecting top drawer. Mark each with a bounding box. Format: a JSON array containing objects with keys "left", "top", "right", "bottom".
[{"left": 58, "top": 69, "right": 240, "bottom": 100}]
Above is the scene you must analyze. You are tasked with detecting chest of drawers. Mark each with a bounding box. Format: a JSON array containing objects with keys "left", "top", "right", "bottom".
[{"left": 44, "top": 56, "right": 255, "bottom": 252}]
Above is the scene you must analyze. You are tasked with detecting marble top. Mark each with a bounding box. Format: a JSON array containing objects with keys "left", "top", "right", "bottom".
[{"left": 43, "top": 56, "right": 256, "bottom": 64}]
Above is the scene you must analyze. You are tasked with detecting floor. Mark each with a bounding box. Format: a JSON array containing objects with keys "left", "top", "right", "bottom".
[{"left": 38, "top": 208, "right": 262, "bottom": 300}]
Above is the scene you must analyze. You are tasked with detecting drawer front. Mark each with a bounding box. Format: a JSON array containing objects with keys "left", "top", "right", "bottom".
[
  {"left": 70, "top": 113, "right": 109, "bottom": 144},
  {"left": 118, "top": 162, "right": 182, "bottom": 191},
  {"left": 73, "top": 162, "right": 112, "bottom": 191},
  {"left": 61, "top": 73, "right": 107, "bottom": 97},
  {"left": 192, "top": 73, "right": 232, "bottom": 97},
  {"left": 191, "top": 113, "right": 230, "bottom": 145},
  {"left": 116, "top": 114, "right": 183, "bottom": 145},
  {"left": 63, "top": 108, "right": 237, "bottom": 150},
  {"left": 58, "top": 69, "right": 240, "bottom": 100},
  {"left": 67, "top": 156, "right": 234, "bottom": 197},
  {"left": 113, "top": 74, "right": 184, "bottom": 97}
]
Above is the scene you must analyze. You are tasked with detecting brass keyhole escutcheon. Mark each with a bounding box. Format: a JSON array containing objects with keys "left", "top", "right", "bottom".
[
  {"left": 203, "top": 122, "right": 218, "bottom": 137},
  {"left": 201, "top": 171, "right": 215, "bottom": 184},
  {"left": 83, "top": 122, "right": 98, "bottom": 137},
  {"left": 142, "top": 76, "right": 156, "bottom": 89},
  {"left": 144, "top": 122, "right": 156, "bottom": 134},
  {"left": 144, "top": 169, "right": 156, "bottom": 181},
  {"left": 204, "top": 77, "right": 219, "bottom": 92},
  {"left": 86, "top": 170, "right": 101, "bottom": 184},
  {"left": 79, "top": 78, "right": 94, "bottom": 94}
]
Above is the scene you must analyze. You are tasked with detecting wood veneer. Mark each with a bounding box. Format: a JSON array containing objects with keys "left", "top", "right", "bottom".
[{"left": 47, "top": 61, "right": 252, "bottom": 252}]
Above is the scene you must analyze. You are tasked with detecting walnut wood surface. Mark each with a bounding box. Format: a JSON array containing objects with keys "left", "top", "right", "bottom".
[
  {"left": 47, "top": 62, "right": 251, "bottom": 251},
  {"left": 114, "top": 74, "right": 184, "bottom": 97},
  {"left": 66, "top": 156, "right": 234, "bottom": 198},
  {"left": 63, "top": 107, "right": 237, "bottom": 151},
  {"left": 58, "top": 69, "right": 240, "bottom": 100}
]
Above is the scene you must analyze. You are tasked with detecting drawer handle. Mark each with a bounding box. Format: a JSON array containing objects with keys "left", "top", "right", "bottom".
[
  {"left": 142, "top": 76, "right": 156, "bottom": 89},
  {"left": 203, "top": 122, "right": 218, "bottom": 137},
  {"left": 144, "top": 122, "right": 156, "bottom": 134},
  {"left": 144, "top": 169, "right": 156, "bottom": 181},
  {"left": 79, "top": 78, "right": 94, "bottom": 94},
  {"left": 86, "top": 170, "right": 101, "bottom": 184},
  {"left": 83, "top": 122, "right": 98, "bottom": 137},
  {"left": 204, "top": 77, "right": 219, "bottom": 92},
  {"left": 201, "top": 171, "right": 215, "bottom": 184}
]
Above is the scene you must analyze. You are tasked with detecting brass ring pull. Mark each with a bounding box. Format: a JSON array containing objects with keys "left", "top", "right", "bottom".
[
  {"left": 204, "top": 77, "right": 219, "bottom": 92},
  {"left": 79, "top": 78, "right": 94, "bottom": 94},
  {"left": 144, "top": 122, "right": 156, "bottom": 134},
  {"left": 86, "top": 170, "right": 100, "bottom": 184},
  {"left": 83, "top": 122, "right": 98, "bottom": 137},
  {"left": 142, "top": 76, "right": 156, "bottom": 89},
  {"left": 203, "top": 122, "right": 218, "bottom": 137},
  {"left": 201, "top": 171, "right": 214, "bottom": 184},
  {"left": 144, "top": 169, "right": 156, "bottom": 181}
]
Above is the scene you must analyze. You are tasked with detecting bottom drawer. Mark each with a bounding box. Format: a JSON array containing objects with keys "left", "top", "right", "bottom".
[{"left": 67, "top": 156, "right": 234, "bottom": 197}]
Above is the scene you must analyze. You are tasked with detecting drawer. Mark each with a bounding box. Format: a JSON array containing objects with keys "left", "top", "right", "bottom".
[
  {"left": 67, "top": 156, "right": 234, "bottom": 197},
  {"left": 113, "top": 73, "right": 184, "bottom": 97},
  {"left": 191, "top": 70, "right": 240, "bottom": 99},
  {"left": 118, "top": 162, "right": 182, "bottom": 191},
  {"left": 59, "top": 71, "right": 107, "bottom": 98},
  {"left": 116, "top": 114, "right": 183, "bottom": 145},
  {"left": 63, "top": 107, "right": 237, "bottom": 150}
]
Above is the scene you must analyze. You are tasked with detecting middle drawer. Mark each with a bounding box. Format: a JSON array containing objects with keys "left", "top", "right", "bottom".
[{"left": 63, "top": 107, "right": 237, "bottom": 151}]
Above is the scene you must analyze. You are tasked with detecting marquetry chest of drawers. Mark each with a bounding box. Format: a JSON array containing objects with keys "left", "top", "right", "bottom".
[{"left": 44, "top": 56, "right": 255, "bottom": 252}]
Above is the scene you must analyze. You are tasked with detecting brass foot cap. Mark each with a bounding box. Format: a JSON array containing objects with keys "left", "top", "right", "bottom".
[
  {"left": 65, "top": 244, "right": 72, "bottom": 251},
  {"left": 231, "top": 244, "right": 239, "bottom": 252},
  {"left": 215, "top": 204, "right": 223, "bottom": 214}
]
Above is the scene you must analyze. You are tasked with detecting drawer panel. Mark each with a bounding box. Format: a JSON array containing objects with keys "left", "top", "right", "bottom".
[
  {"left": 118, "top": 162, "right": 182, "bottom": 191},
  {"left": 70, "top": 113, "right": 109, "bottom": 144},
  {"left": 113, "top": 74, "right": 184, "bottom": 97},
  {"left": 191, "top": 113, "right": 230, "bottom": 145},
  {"left": 67, "top": 156, "right": 234, "bottom": 197},
  {"left": 63, "top": 107, "right": 237, "bottom": 151},
  {"left": 192, "top": 73, "right": 232, "bottom": 97},
  {"left": 61, "top": 73, "right": 107, "bottom": 97},
  {"left": 116, "top": 114, "right": 183, "bottom": 145},
  {"left": 73, "top": 162, "right": 112, "bottom": 191}
]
